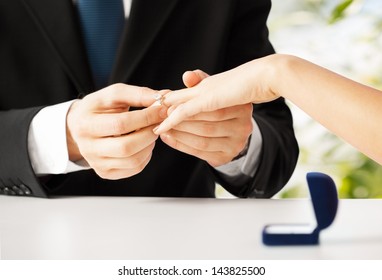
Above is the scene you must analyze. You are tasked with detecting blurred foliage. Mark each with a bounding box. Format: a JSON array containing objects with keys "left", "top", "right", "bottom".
[
  {"left": 327, "top": 0, "right": 382, "bottom": 199},
  {"left": 328, "top": 0, "right": 354, "bottom": 24},
  {"left": 339, "top": 155, "right": 382, "bottom": 198},
  {"left": 280, "top": 184, "right": 307, "bottom": 199},
  {"left": 278, "top": 0, "right": 382, "bottom": 199}
]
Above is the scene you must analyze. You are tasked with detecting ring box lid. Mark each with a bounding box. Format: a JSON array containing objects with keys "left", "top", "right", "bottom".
[
  {"left": 262, "top": 172, "right": 338, "bottom": 246},
  {"left": 307, "top": 172, "right": 338, "bottom": 230}
]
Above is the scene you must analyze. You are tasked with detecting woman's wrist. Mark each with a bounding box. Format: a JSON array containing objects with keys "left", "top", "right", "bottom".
[
  {"left": 267, "top": 54, "right": 302, "bottom": 100},
  {"left": 244, "top": 54, "right": 285, "bottom": 103}
]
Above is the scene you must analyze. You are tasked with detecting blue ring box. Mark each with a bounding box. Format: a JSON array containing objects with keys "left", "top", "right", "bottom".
[{"left": 262, "top": 172, "right": 338, "bottom": 246}]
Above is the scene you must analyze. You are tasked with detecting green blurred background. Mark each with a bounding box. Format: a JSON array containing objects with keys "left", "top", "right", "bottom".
[
  {"left": 216, "top": 0, "right": 382, "bottom": 199},
  {"left": 271, "top": 0, "right": 382, "bottom": 198}
]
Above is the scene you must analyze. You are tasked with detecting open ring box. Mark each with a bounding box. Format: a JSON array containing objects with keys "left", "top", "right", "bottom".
[{"left": 262, "top": 172, "right": 338, "bottom": 246}]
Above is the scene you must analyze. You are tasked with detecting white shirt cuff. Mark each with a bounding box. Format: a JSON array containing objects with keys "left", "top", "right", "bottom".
[
  {"left": 214, "top": 118, "right": 262, "bottom": 178},
  {"left": 27, "top": 100, "right": 90, "bottom": 175}
]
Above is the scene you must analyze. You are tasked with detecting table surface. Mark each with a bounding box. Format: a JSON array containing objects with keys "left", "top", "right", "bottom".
[{"left": 0, "top": 196, "right": 381, "bottom": 260}]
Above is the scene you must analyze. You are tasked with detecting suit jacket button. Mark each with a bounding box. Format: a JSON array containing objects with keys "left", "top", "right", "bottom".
[
  {"left": 4, "top": 187, "right": 16, "bottom": 195},
  {"left": 12, "top": 186, "right": 24, "bottom": 195},
  {"left": 19, "top": 184, "right": 32, "bottom": 195}
]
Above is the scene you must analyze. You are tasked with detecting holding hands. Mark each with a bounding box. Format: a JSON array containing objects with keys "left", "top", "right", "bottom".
[
  {"left": 65, "top": 59, "right": 275, "bottom": 180},
  {"left": 158, "top": 70, "right": 254, "bottom": 167}
]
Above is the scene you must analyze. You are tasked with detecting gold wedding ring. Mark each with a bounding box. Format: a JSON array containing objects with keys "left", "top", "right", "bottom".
[{"left": 153, "top": 93, "right": 167, "bottom": 107}]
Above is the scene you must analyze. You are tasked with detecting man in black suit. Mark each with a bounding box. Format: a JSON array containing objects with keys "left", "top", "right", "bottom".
[{"left": 0, "top": 0, "right": 298, "bottom": 198}]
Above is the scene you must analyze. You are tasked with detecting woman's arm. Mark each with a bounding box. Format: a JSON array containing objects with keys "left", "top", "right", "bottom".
[
  {"left": 272, "top": 55, "right": 382, "bottom": 164},
  {"left": 155, "top": 54, "right": 382, "bottom": 164}
]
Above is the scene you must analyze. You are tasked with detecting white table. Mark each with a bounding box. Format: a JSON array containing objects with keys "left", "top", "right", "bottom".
[{"left": 0, "top": 196, "right": 381, "bottom": 259}]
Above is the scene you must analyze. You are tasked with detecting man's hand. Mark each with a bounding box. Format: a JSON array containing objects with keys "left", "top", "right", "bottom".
[
  {"left": 66, "top": 83, "right": 167, "bottom": 179},
  {"left": 159, "top": 71, "right": 253, "bottom": 167}
]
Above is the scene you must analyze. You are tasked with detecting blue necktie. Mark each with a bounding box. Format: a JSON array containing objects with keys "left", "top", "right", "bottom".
[{"left": 77, "top": 0, "right": 125, "bottom": 89}]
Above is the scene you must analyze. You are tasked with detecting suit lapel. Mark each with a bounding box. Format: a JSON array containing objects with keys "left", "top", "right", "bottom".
[
  {"left": 21, "top": 0, "right": 178, "bottom": 91},
  {"left": 22, "top": 0, "right": 94, "bottom": 93},
  {"left": 111, "top": 0, "right": 179, "bottom": 84}
]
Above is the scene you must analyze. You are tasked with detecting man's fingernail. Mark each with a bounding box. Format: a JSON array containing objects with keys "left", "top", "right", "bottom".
[{"left": 153, "top": 126, "right": 159, "bottom": 134}]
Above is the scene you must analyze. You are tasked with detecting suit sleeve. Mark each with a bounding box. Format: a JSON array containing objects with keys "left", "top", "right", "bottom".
[
  {"left": 212, "top": 0, "right": 299, "bottom": 198},
  {"left": 0, "top": 108, "right": 49, "bottom": 197}
]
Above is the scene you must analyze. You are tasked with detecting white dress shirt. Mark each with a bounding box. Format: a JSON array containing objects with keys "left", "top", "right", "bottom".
[{"left": 27, "top": 0, "right": 263, "bottom": 182}]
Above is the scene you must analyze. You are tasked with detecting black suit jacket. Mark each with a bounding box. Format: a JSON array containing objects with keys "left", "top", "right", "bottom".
[{"left": 0, "top": 0, "right": 299, "bottom": 198}]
